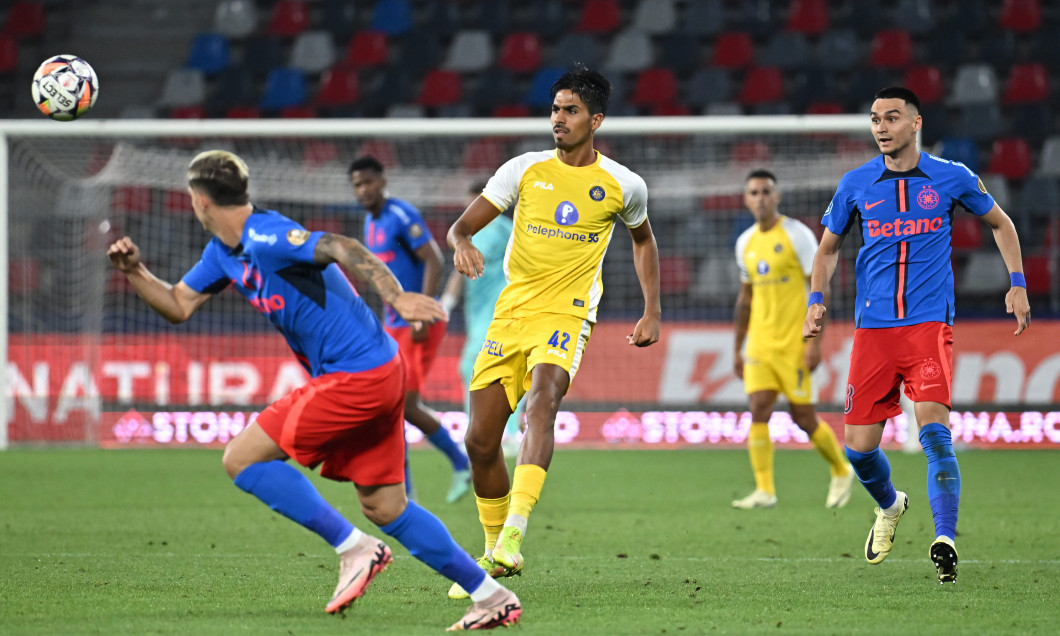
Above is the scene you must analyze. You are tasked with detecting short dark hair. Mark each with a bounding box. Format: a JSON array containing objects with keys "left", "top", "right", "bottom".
[
  {"left": 187, "top": 150, "right": 250, "bottom": 206},
  {"left": 347, "top": 155, "right": 384, "bottom": 176},
  {"left": 874, "top": 86, "right": 920, "bottom": 112},
  {"left": 745, "top": 169, "right": 777, "bottom": 184},
  {"left": 550, "top": 64, "right": 612, "bottom": 115}
]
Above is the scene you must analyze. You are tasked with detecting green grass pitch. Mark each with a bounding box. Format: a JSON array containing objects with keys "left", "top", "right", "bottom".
[{"left": 2, "top": 447, "right": 1057, "bottom": 634}]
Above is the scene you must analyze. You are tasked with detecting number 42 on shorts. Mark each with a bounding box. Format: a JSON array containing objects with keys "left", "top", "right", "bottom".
[{"left": 547, "top": 330, "right": 570, "bottom": 351}]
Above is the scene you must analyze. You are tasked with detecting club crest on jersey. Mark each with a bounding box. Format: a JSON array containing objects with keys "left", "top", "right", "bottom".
[
  {"left": 589, "top": 185, "right": 605, "bottom": 201},
  {"left": 774, "top": 243, "right": 783, "bottom": 253},
  {"left": 756, "top": 260, "right": 769, "bottom": 275},
  {"left": 555, "top": 201, "right": 579, "bottom": 226},
  {"left": 287, "top": 229, "right": 310, "bottom": 246},
  {"left": 921, "top": 359, "right": 942, "bottom": 380},
  {"left": 409, "top": 223, "right": 424, "bottom": 238},
  {"left": 917, "top": 186, "right": 939, "bottom": 210}
]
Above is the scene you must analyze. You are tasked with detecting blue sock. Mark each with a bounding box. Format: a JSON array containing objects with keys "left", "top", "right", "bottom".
[
  {"left": 845, "top": 446, "right": 898, "bottom": 509},
  {"left": 234, "top": 460, "right": 354, "bottom": 547},
  {"left": 404, "top": 445, "right": 414, "bottom": 495},
  {"left": 920, "top": 423, "right": 961, "bottom": 540},
  {"left": 427, "top": 428, "right": 470, "bottom": 471},
  {"left": 379, "top": 501, "right": 486, "bottom": 594}
]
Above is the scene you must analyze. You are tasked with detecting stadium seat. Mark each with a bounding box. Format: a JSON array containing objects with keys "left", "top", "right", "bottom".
[
  {"left": 868, "top": 29, "right": 914, "bottom": 69},
  {"left": 680, "top": 0, "right": 724, "bottom": 38},
  {"left": 951, "top": 214, "right": 983, "bottom": 251},
  {"left": 461, "top": 138, "right": 507, "bottom": 171},
  {"left": 1000, "top": 0, "right": 1041, "bottom": 33},
  {"left": 164, "top": 190, "right": 192, "bottom": 213},
  {"left": 1016, "top": 175, "right": 1060, "bottom": 215},
  {"left": 159, "top": 69, "right": 205, "bottom": 107},
  {"left": 281, "top": 105, "right": 316, "bottom": 118},
  {"left": 260, "top": 68, "right": 307, "bottom": 110},
  {"left": 789, "top": 67, "right": 839, "bottom": 112},
  {"left": 980, "top": 31, "right": 1019, "bottom": 69},
  {"left": 805, "top": 101, "right": 844, "bottom": 115},
  {"left": 937, "top": 0, "right": 989, "bottom": 36},
  {"left": 815, "top": 29, "right": 861, "bottom": 71},
  {"left": 303, "top": 141, "right": 340, "bottom": 167},
  {"left": 1002, "top": 63, "right": 1049, "bottom": 104},
  {"left": 316, "top": 67, "right": 359, "bottom": 108},
  {"left": 9, "top": 258, "right": 40, "bottom": 294},
  {"left": 956, "top": 103, "right": 1003, "bottom": 143},
  {"left": 2, "top": 1, "right": 45, "bottom": 39},
  {"left": 266, "top": 0, "right": 310, "bottom": 38},
  {"left": 112, "top": 186, "right": 154, "bottom": 215},
  {"left": 903, "top": 65, "right": 944, "bottom": 105},
  {"left": 651, "top": 101, "right": 691, "bottom": 117},
  {"left": 576, "top": 0, "right": 622, "bottom": 34},
  {"left": 757, "top": 32, "right": 809, "bottom": 70},
  {"left": 895, "top": 0, "right": 936, "bottom": 35},
  {"left": 524, "top": 67, "right": 565, "bottom": 107},
  {"left": 443, "top": 30, "right": 493, "bottom": 73},
  {"left": 736, "top": 67, "right": 784, "bottom": 105},
  {"left": 785, "top": 0, "right": 829, "bottom": 35},
  {"left": 732, "top": 139, "right": 771, "bottom": 164},
  {"left": 980, "top": 174, "right": 1011, "bottom": 209},
  {"left": 320, "top": 0, "right": 358, "bottom": 39},
  {"left": 465, "top": 0, "right": 512, "bottom": 37},
  {"left": 927, "top": 31, "right": 968, "bottom": 69},
  {"left": 344, "top": 31, "right": 388, "bottom": 69},
  {"left": 469, "top": 69, "right": 519, "bottom": 113},
  {"left": 986, "top": 138, "right": 1033, "bottom": 180},
  {"left": 936, "top": 137, "right": 980, "bottom": 172},
  {"left": 214, "top": 0, "right": 257, "bottom": 38},
  {"left": 206, "top": 68, "right": 257, "bottom": 114},
  {"left": 225, "top": 105, "right": 261, "bottom": 118},
  {"left": 550, "top": 33, "right": 602, "bottom": 69},
  {"left": 290, "top": 31, "right": 335, "bottom": 74},
  {"left": 657, "top": 33, "right": 701, "bottom": 77},
  {"left": 416, "top": 70, "right": 462, "bottom": 108},
  {"left": 186, "top": 33, "right": 230, "bottom": 75},
  {"left": 949, "top": 64, "right": 1000, "bottom": 105},
  {"left": 418, "top": 0, "right": 461, "bottom": 39},
  {"left": 711, "top": 32, "right": 754, "bottom": 69},
  {"left": 371, "top": 0, "right": 413, "bottom": 36},
  {"left": 957, "top": 251, "right": 1009, "bottom": 295},
  {"left": 1038, "top": 136, "right": 1060, "bottom": 176},
  {"left": 686, "top": 68, "right": 732, "bottom": 108},
  {"left": 355, "top": 140, "right": 397, "bottom": 168},
  {"left": 0, "top": 35, "right": 16, "bottom": 74},
  {"left": 1023, "top": 255, "right": 1052, "bottom": 295},
  {"left": 631, "top": 0, "right": 676, "bottom": 35},
  {"left": 737, "top": 0, "right": 781, "bottom": 39},
  {"left": 359, "top": 69, "right": 414, "bottom": 115},
  {"left": 242, "top": 35, "right": 286, "bottom": 76},
  {"left": 498, "top": 32, "right": 542, "bottom": 74},
  {"left": 393, "top": 32, "right": 442, "bottom": 78},
  {"left": 169, "top": 105, "right": 206, "bottom": 119},
  {"left": 523, "top": 0, "right": 567, "bottom": 40},
  {"left": 602, "top": 29, "right": 653, "bottom": 72},
  {"left": 1010, "top": 103, "right": 1052, "bottom": 141},
  {"left": 659, "top": 255, "right": 692, "bottom": 295},
  {"left": 493, "top": 104, "right": 530, "bottom": 118},
  {"left": 629, "top": 68, "right": 678, "bottom": 106}
]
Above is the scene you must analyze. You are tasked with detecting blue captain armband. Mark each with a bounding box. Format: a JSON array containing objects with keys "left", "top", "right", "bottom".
[
  {"left": 808, "top": 291, "right": 824, "bottom": 306},
  {"left": 1010, "top": 272, "right": 1026, "bottom": 288}
]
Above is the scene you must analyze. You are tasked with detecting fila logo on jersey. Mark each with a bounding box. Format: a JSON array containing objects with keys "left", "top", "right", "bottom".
[
  {"left": 867, "top": 216, "right": 944, "bottom": 237},
  {"left": 533, "top": 181, "right": 554, "bottom": 190}
]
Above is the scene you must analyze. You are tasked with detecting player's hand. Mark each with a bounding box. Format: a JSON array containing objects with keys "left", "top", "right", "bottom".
[
  {"left": 803, "top": 304, "right": 826, "bottom": 338},
  {"left": 804, "top": 342, "right": 822, "bottom": 371},
  {"left": 733, "top": 353, "right": 743, "bottom": 379},
  {"left": 627, "top": 314, "right": 660, "bottom": 347},
  {"left": 107, "top": 236, "right": 142, "bottom": 273},
  {"left": 392, "top": 292, "right": 448, "bottom": 331},
  {"left": 1006, "top": 285, "right": 1031, "bottom": 335},
  {"left": 452, "top": 239, "right": 485, "bottom": 280}
]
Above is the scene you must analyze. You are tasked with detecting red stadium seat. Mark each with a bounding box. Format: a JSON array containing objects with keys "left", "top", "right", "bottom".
[
  {"left": 1023, "top": 254, "right": 1051, "bottom": 295},
  {"left": 733, "top": 140, "right": 771, "bottom": 164},
  {"left": 169, "top": 105, "right": 206, "bottom": 119},
  {"left": 736, "top": 67, "right": 784, "bottom": 105},
  {"left": 0, "top": 35, "right": 17, "bottom": 73},
  {"left": 498, "top": 32, "right": 542, "bottom": 74},
  {"left": 2, "top": 2, "right": 45, "bottom": 39},
  {"left": 805, "top": 101, "right": 844, "bottom": 115},
  {"left": 659, "top": 255, "right": 692, "bottom": 295},
  {"left": 652, "top": 101, "right": 691, "bottom": 116},
  {"left": 903, "top": 65, "right": 945, "bottom": 105},
  {"left": 785, "top": 0, "right": 829, "bottom": 35},
  {"left": 711, "top": 32, "right": 753, "bottom": 69},
  {"left": 9, "top": 257, "right": 40, "bottom": 294},
  {"left": 164, "top": 190, "right": 192, "bottom": 213},
  {"left": 266, "top": 0, "right": 310, "bottom": 38},
  {"left": 1002, "top": 63, "right": 1049, "bottom": 104},
  {"left": 304, "top": 217, "right": 345, "bottom": 236},
  {"left": 868, "top": 29, "right": 913, "bottom": 69},
  {"left": 416, "top": 70, "right": 462, "bottom": 107},
  {"left": 112, "top": 186, "right": 154, "bottom": 214},
  {"left": 316, "top": 67, "right": 360, "bottom": 107},
  {"left": 355, "top": 139, "right": 397, "bottom": 167},
  {"left": 281, "top": 105, "right": 316, "bottom": 118},
  {"left": 225, "top": 106, "right": 261, "bottom": 118},
  {"left": 575, "top": 0, "right": 622, "bottom": 34},
  {"left": 986, "top": 138, "right": 1033, "bottom": 180},
  {"left": 303, "top": 140, "right": 340, "bottom": 166},
  {"left": 1000, "top": 0, "right": 1041, "bottom": 33},
  {"left": 702, "top": 193, "right": 743, "bottom": 211},
  {"left": 629, "top": 68, "right": 678, "bottom": 106},
  {"left": 344, "top": 31, "right": 388, "bottom": 69},
  {"left": 461, "top": 138, "right": 506, "bottom": 171},
  {"left": 493, "top": 104, "right": 530, "bottom": 118},
  {"left": 951, "top": 215, "right": 983, "bottom": 251}
]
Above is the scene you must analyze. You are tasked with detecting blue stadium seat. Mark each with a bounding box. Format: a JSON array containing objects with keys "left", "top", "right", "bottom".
[
  {"left": 260, "top": 68, "right": 307, "bottom": 110},
  {"left": 523, "top": 0, "right": 567, "bottom": 40},
  {"left": 686, "top": 68, "right": 731, "bottom": 109},
  {"left": 895, "top": 0, "right": 936, "bottom": 35},
  {"left": 186, "top": 33, "right": 230, "bottom": 75},
  {"left": 525, "top": 67, "right": 566, "bottom": 107},
  {"left": 371, "top": 0, "right": 413, "bottom": 36},
  {"left": 936, "top": 137, "right": 980, "bottom": 172},
  {"left": 816, "top": 29, "right": 861, "bottom": 71}
]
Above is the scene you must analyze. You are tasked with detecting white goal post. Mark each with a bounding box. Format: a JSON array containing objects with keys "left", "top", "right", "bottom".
[{"left": 0, "top": 115, "right": 874, "bottom": 449}]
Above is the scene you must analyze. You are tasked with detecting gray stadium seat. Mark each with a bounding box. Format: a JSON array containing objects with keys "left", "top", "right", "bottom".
[
  {"left": 290, "top": 31, "right": 335, "bottom": 74},
  {"left": 680, "top": 0, "right": 724, "bottom": 38},
  {"left": 1038, "top": 136, "right": 1060, "bottom": 177},
  {"left": 631, "top": 0, "right": 677, "bottom": 35},
  {"left": 815, "top": 29, "right": 861, "bottom": 71},
  {"left": 214, "top": 0, "right": 257, "bottom": 39},
  {"left": 159, "top": 68, "right": 205, "bottom": 107},
  {"left": 957, "top": 251, "right": 1009, "bottom": 295},
  {"left": 550, "top": 32, "right": 602, "bottom": 69},
  {"left": 979, "top": 174, "right": 1011, "bottom": 211},
  {"left": 443, "top": 30, "right": 493, "bottom": 72},
  {"left": 687, "top": 68, "right": 732, "bottom": 108},
  {"left": 602, "top": 29, "right": 653, "bottom": 72},
  {"left": 949, "top": 64, "right": 999, "bottom": 105},
  {"left": 758, "top": 31, "right": 810, "bottom": 70}
]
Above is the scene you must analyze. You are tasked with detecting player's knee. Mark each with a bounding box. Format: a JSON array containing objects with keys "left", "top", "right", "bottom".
[
  {"left": 463, "top": 426, "right": 501, "bottom": 463},
  {"left": 221, "top": 445, "right": 246, "bottom": 481},
  {"left": 359, "top": 494, "right": 404, "bottom": 526}
]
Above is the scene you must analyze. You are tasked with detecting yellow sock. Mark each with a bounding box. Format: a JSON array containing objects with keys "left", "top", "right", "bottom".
[
  {"left": 748, "top": 422, "right": 775, "bottom": 495},
  {"left": 508, "top": 464, "right": 547, "bottom": 521},
  {"left": 810, "top": 420, "right": 849, "bottom": 477},
  {"left": 476, "top": 493, "right": 509, "bottom": 555}
]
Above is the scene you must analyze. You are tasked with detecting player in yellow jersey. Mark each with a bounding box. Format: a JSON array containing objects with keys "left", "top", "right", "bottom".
[
  {"left": 731, "top": 169, "right": 854, "bottom": 510},
  {"left": 446, "top": 65, "right": 661, "bottom": 597}
]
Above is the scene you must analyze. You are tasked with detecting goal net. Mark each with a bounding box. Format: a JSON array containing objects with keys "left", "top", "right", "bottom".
[{"left": 1, "top": 116, "right": 875, "bottom": 447}]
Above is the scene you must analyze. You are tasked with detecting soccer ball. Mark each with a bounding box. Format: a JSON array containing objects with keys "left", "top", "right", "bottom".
[{"left": 31, "top": 54, "right": 99, "bottom": 121}]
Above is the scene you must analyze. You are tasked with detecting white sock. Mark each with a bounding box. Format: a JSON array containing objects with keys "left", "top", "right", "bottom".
[
  {"left": 883, "top": 498, "right": 903, "bottom": 516},
  {"left": 503, "top": 514, "right": 528, "bottom": 535},
  {"left": 334, "top": 527, "right": 365, "bottom": 554},
  {"left": 468, "top": 574, "right": 503, "bottom": 603}
]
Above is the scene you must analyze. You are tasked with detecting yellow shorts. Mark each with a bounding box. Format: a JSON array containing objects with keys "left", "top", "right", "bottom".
[
  {"left": 742, "top": 350, "right": 815, "bottom": 405},
  {"left": 470, "top": 313, "right": 593, "bottom": 411}
]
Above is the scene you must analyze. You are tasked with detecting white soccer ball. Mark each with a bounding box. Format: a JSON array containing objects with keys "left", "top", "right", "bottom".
[{"left": 31, "top": 54, "right": 99, "bottom": 121}]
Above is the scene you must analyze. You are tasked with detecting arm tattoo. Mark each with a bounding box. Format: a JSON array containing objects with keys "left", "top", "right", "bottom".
[{"left": 315, "top": 233, "right": 404, "bottom": 304}]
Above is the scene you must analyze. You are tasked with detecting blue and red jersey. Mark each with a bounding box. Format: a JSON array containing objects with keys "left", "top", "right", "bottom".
[
  {"left": 181, "top": 208, "right": 397, "bottom": 376},
  {"left": 362, "top": 197, "right": 433, "bottom": 328},
  {"left": 823, "top": 152, "right": 996, "bottom": 328}
]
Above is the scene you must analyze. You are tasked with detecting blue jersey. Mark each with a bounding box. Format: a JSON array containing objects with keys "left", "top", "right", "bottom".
[
  {"left": 823, "top": 152, "right": 995, "bottom": 328},
  {"left": 182, "top": 208, "right": 397, "bottom": 377},
  {"left": 363, "top": 197, "right": 433, "bottom": 328},
  {"left": 464, "top": 215, "right": 513, "bottom": 335}
]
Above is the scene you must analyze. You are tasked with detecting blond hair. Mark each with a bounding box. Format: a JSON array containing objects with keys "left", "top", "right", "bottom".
[{"left": 187, "top": 150, "right": 250, "bottom": 206}]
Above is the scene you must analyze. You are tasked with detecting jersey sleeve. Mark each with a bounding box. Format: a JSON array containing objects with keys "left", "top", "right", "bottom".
[
  {"left": 258, "top": 218, "right": 324, "bottom": 268},
  {"left": 951, "top": 163, "right": 996, "bottom": 216},
  {"left": 734, "top": 226, "right": 752, "bottom": 283},
  {"left": 618, "top": 173, "right": 649, "bottom": 228},
  {"left": 822, "top": 173, "right": 857, "bottom": 236},
  {"left": 786, "top": 218, "right": 819, "bottom": 276},
  {"left": 481, "top": 154, "right": 529, "bottom": 212},
  {"left": 181, "top": 242, "right": 231, "bottom": 295},
  {"left": 392, "top": 201, "right": 433, "bottom": 251}
]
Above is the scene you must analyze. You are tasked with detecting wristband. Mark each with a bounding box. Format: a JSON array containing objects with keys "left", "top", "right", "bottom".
[
  {"left": 808, "top": 291, "right": 824, "bottom": 306},
  {"left": 1010, "top": 272, "right": 1026, "bottom": 288}
]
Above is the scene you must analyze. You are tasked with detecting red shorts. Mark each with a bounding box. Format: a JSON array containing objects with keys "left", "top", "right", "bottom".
[
  {"left": 385, "top": 320, "right": 447, "bottom": 393},
  {"left": 256, "top": 355, "right": 406, "bottom": 485},
  {"left": 845, "top": 322, "right": 953, "bottom": 425}
]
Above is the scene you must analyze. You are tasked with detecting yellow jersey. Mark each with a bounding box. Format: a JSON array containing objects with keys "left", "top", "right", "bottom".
[
  {"left": 735, "top": 215, "right": 818, "bottom": 356},
  {"left": 481, "top": 149, "right": 648, "bottom": 322}
]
